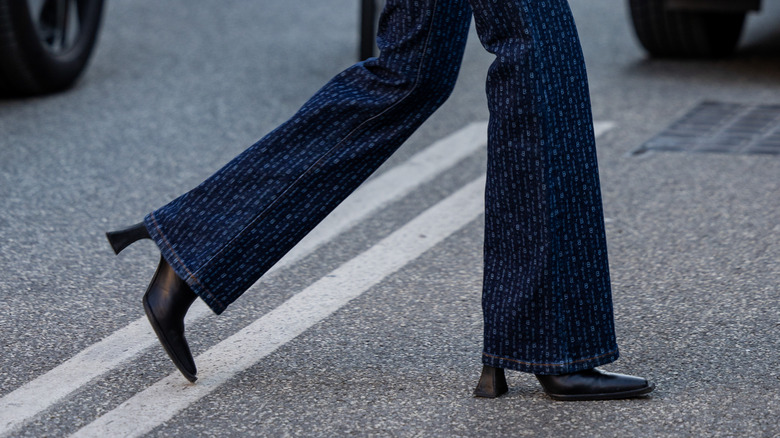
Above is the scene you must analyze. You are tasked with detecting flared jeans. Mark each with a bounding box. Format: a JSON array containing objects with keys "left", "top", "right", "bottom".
[{"left": 143, "top": 0, "right": 620, "bottom": 375}]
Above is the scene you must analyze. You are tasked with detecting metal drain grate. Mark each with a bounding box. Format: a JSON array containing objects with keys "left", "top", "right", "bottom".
[{"left": 634, "top": 101, "right": 780, "bottom": 155}]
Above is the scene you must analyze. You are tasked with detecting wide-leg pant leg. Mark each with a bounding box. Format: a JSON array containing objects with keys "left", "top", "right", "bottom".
[
  {"left": 144, "top": 0, "right": 473, "bottom": 314},
  {"left": 469, "top": 0, "right": 620, "bottom": 374}
]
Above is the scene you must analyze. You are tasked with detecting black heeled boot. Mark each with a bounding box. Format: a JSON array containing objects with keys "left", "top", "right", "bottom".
[
  {"left": 473, "top": 365, "right": 508, "bottom": 398},
  {"left": 474, "top": 365, "right": 654, "bottom": 401},
  {"left": 107, "top": 222, "right": 199, "bottom": 383},
  {"left": 535, "top": 368, "right": 654, "bottom": 401}
]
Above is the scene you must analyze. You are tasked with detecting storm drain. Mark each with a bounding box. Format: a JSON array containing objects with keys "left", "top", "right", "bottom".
[{"left": 634, "top": 101, "right": 780, "bottom": 155}]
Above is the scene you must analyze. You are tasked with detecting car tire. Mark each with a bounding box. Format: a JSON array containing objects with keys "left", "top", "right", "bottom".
[
  {"left": 0, "top": 0, "right": 104, "bottom": 97},
  {"left": 629, "top": 0, "right": 746, "bottom": 58}
]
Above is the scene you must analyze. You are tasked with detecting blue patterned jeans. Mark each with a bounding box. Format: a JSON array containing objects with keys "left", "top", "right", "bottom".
[{"left": 144, "top": 0, "right": 619, "bottom": 374}]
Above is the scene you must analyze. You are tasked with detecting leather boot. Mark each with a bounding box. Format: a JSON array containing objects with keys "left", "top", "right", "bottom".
[
  {"left": 107, "top": 222, "right": 199, "bottom": 382},
  {"left": 535, "top": 368, "right": 654, "bottom": 401}
]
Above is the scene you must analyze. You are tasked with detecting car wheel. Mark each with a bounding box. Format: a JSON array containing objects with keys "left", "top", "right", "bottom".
[
  {"left": 0, "top": 0, "right": 104, "bottom": 97},
  {"left": 629, "top": 0, "right": 746, "bottom": 58}
]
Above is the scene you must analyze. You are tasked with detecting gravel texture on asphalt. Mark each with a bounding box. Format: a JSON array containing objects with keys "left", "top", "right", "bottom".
[{"left": 1, "top": 0, "right": 778, "bottom": 436}]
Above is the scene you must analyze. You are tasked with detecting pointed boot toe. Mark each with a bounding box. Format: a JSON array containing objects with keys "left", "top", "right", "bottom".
[
  {"left": 535, "top": 368, "right": 654, "bottom": 401},
  {"left": 143, "top": 257, "right": 199, "bottom": 382}
]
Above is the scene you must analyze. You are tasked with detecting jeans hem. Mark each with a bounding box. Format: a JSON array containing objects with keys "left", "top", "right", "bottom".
[
  {"left": 481, "top": 347, "right": 620, "bottom": 375},
  {"left": 144, "top": 213, "right": 228, "bottom": 315}
]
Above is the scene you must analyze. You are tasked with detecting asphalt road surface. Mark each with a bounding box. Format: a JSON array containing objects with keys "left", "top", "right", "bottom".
[{"left": 1, "top": 0, "right": 779, "bottom": 436}]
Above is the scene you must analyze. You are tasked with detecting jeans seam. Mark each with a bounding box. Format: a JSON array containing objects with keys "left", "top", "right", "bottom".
[
  {"left": 193, "top": 0, "right": 441, "bottom": 277},
  {"left": 481, "top": 347, "right": 618, "bottom": 368}
]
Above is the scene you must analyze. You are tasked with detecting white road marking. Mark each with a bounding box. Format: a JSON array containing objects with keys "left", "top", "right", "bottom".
[
  {"left": 72, "top": 121, "right": 616, "bottom": 437},
  {"left": 72, "top": 175, "right": 487, "bottom": 438},
  {"left": 0, "top": 121, "right": 615, "bottom": 436},
  {"left": 0, "top": 121, "right": 487, "bottom": 436},
  {"left": 593, "top": 121, "right": 615, "bottom": 138}
]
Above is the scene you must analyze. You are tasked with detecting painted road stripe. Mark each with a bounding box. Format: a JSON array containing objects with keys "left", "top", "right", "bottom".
[
  {"left": 0, "top": 121, "right": 486, "bottom": 436},
  {"left": 73, "top": 175, "right": 487, "bottom": 438},
  {"left": 0, "top": 121, "right": 614, "bottom": 436},
  {"left": 72, "top": 122, "right": 615, "bottom": 437}
]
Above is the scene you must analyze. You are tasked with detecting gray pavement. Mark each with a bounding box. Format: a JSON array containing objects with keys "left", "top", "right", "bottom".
[{"left": 0, "top": 0, "right": 778, "bottom": 436}]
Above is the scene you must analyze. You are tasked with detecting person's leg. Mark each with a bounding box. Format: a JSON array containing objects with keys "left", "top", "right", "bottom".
[
  {"left": 109, "top": 0, "right": 474, "bottom": 382},
  {"left": 467, "top": 0, "right": 652, "bottom": 399},
  {"left": 144, "top": 0, "right": 473, "bottom": 315}
]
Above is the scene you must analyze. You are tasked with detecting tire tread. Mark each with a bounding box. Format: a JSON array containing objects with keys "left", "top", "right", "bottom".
[
  {"left": 0, "top": 0, "right": 40, "bottom": 96},
  {"left": 629, "top": 0, "right": 745, "bottom": 58},
  {"left": 0, "top": 0, "right": 105, "bottom": 97}
]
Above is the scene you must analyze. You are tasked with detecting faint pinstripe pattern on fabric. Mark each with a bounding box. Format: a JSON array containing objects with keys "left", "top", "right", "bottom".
[{"left": 144, "top": 0, "right": 619, "bottom": 374}]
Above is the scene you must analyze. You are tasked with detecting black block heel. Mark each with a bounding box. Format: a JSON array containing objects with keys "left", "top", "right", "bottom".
[
  {"left": 474, "top": 365, "right": 508, "bottom": 398},
  {"left": 106, "top": 222, "right": 151, "bottom": 254}
]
